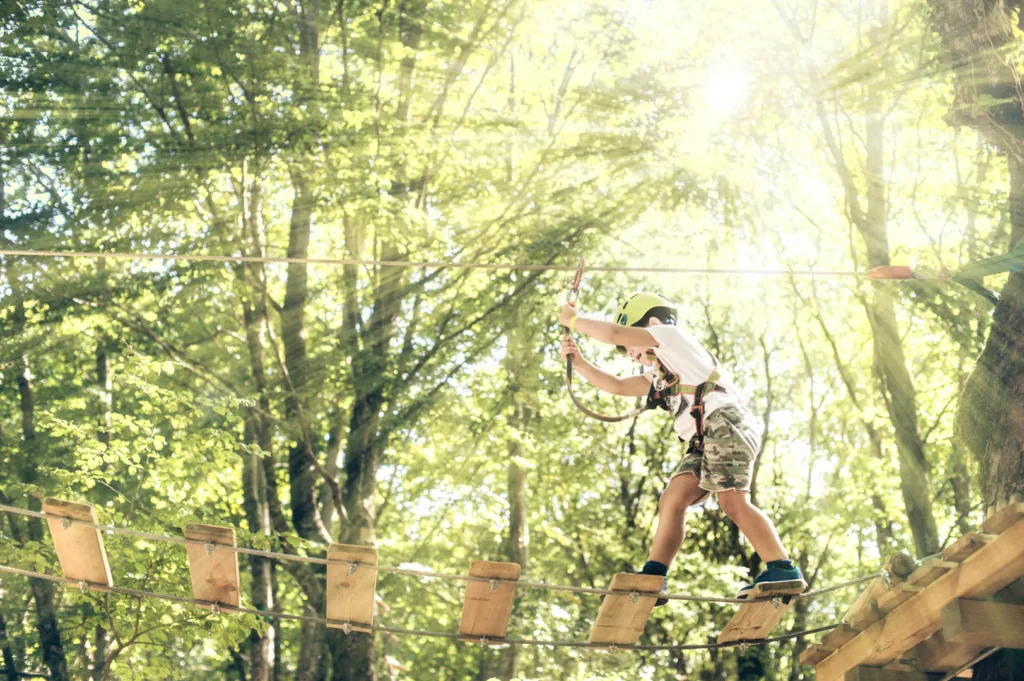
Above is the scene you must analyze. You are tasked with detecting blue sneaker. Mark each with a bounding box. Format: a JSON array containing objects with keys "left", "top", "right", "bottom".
[{"left": 736, "top": 565, "right": 805, "bottom": 599}]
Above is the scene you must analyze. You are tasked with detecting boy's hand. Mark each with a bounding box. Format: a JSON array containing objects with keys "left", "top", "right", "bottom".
[
  {"left": 559, "top": 302, "right": 578, "bottom": 328},
  {"left": 560, "top": 335, "right": 582, "bottom": 362}
]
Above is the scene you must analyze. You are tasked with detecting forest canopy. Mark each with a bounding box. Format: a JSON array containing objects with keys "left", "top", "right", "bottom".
[{"left": 1, "top": 0, "right": 1022, "bottom": 680}]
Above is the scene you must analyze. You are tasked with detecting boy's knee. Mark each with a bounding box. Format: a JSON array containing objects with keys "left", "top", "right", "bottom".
[
  {"left": 717, "top": 491, "right": 750, "bottom": 517},
  {"left": 659, "top": 489, "right": 690, "bottom": 516}
]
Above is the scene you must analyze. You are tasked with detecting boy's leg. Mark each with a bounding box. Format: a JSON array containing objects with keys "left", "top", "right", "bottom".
[
  {"left": 647, "top": 473, "right": 707, "bottom": 566},
  {"left": 716, "top": 490, "right": 786, "bottom": 562}
]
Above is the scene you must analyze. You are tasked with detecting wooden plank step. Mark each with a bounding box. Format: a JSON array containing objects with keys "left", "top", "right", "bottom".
[
  {"left": 717, "top": 580, "right": 806, "bottom": 643},
  {"left": 906, "top": 559, "right": 957, "bottom": 588},
  {"left": 183, "top": 524, "right": 240, "bottom": 609},
  {"left": 43, "top": 498, "right": 113, "bottom": 588},
  {"left": 326, "top": 544, "right": 378, "bottom": 633},
  {"left": 813, "top": 517, "right": 1024, "bottom": 681},
  {"left": 588, "top": 573, "right": 664, "bottom": 646},
  {"left": 799, "top": 643, "right": 835, "bottom": 666},
  {"left": 877, "top": 584, "right": 923, "bottom": 612},
  {"left": 942, "top": 534, "right": 996, "bottom": 563},
  {"left": 458, "top": 560, "right": 520, "bottom": 643},
  {"left": 982, "top": 503, "right": 1024, "bottom": 535}
]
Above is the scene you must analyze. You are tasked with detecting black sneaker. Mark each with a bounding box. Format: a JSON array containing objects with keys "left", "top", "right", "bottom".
[{"left": 636, "top": 571, "right": 669, "bottom": 607}]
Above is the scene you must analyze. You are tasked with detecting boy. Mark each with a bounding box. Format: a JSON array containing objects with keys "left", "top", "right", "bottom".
[{"left": 558, "top": 292, "right": 803, "bottom": 601}]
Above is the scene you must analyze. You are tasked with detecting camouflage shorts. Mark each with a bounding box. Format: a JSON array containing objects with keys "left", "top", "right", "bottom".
[{"left": 673, "top": 404, "right": 761, "bottom": 494}]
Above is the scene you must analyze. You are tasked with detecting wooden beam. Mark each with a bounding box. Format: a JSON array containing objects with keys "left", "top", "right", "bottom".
[
  {"left": 458, "top": 561, "right": 520, "bottom": 643},
  {"left": 843, "top": 555, "right": 915, "bottom": 628},
  {"left": 814, "top": 517, "right": 1024, "bottom": 681},
  {"left": 981, "top": 503, "right": 1024, "bottom": 535},
  {"left": 844, "top": 665, "right": 943, "bottom": 681},
  {"left": 800, "top": 643, "right": 836, "bottom": 665},
  {"left": 717, "top": 580, "right": 805, "bottom": 643},
  {"left": 846, "top": 603, "right": 883, "bottom": 630},
  {"left": 843, "top": 578, "right": 888, "bottom": 626},
  {"left": 942, "top": 534, "right": 996, "bottom": 563},
  {"left": 912, "top": 630, "right": 985, "bottom": 673},
  {"left": 43, "top": 498, "right": 113, "bottom": 588},
  {"left": 941, "top": 599, "right": 1024, "bottom": 648},
  {"left": 588, "top": 574, "right": 663, "bottom": 646},
  {"left": 823, "top": 623, "right": 861, "bottom": 649},
  {"left": 326, "top": 544, "right": 378, "bottom": 633},
  {"left": 906, "top": 560, "right": 957, "bottom": 588},
  {"left": 877, "top": 584, "right": 923, "bottom": 613},
  {"left": 183, "top": 524, "right": 240, "bottom": 609}
]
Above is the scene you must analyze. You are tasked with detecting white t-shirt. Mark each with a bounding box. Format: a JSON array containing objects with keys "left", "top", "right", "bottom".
[{"left": 642, "top": 324, "right": 742, "bottom": 440}]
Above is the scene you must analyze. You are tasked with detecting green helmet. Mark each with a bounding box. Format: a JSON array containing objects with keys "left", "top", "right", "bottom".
[
  {"left": 613, "top": 293, "right": 677, "bottom": 354},
  {"left": 613, "top": 292, "right": 677, "bottom": 328}
]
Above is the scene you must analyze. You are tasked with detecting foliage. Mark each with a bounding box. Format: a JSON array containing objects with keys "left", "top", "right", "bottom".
[{"left": 0, "top": 0, "right": 1011, "bottom": 680}]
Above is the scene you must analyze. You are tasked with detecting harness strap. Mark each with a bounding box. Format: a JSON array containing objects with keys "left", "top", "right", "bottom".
[{"left": 672, "top": 368, "right": 727, "bottom": 454}]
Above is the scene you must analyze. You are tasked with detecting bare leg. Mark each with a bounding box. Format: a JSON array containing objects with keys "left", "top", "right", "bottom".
[
  {"left": 648, "top": 473, "right": 708, "bottom": 566},
  {"left": 717, "top": 490, "right": 787, "bottom": 563}
]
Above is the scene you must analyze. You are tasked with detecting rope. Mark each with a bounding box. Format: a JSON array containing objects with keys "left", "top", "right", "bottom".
[
  {"left": 563, "top": 355, "right": 648, "bottom": 423},
  {"left": 0, "top": 503, "right": 881, "bottom": 605},
  {"left": 0, "top": 248, "right": 865, "bottom": 278},
  {"left": 0, "top": 563, "right": 840, "bottom": 651}
]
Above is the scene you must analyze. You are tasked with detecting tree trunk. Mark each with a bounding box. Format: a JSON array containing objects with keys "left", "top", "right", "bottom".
[
  {"left": 959, "top": 155, "right": 1024, "bottom": 508},
  {"left": 90, "top": 625, "right": 106, "bottom": 681},
  {"left": 861, "top": 73, "right": 940, "bottom": 558},
  {"left": 926, "top": 2, "right": 1024, "bottom": 677},
  {"left": 493, "top": 317, "right": 533, "bottom": 680},
  {"left": 8, "top": 267, "right": 68, "bottom": 681},
  {"left": 812, "top": 57, "right": 940, "bottom": 556},
  {"left": 331, "top": 244, "right": 405, "bottom": 681},
  {"left": 239, "top": 179, "right": 276, "bottom": 681},
  {"left": 283, "top": 172, "right": 325, "bottom": 543},
  {"left": 0, "top": 612, "right": 18, "bottom": 681}
]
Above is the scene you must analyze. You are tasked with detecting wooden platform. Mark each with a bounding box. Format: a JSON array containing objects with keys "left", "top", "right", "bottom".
[
  {"left": 458, "top": 561, "right": 520, "bottom": 643},
  {"left": 183, "top": 524, "right": 241, "bottom": 609},
  {"left": 326, "top": 544, "right": 378, "bottom": 633},
  {"left": 802, "top": 505, "right": 1024, "bottom": 681},
  {"left": 588, "top": 573, "right": 665, "bottom": 646},
  {"left": 43, "top": 498, "right": 113, "bottom": 588},
  {"left": 717, "top": 580, "right": 806, "bottom": 643}
]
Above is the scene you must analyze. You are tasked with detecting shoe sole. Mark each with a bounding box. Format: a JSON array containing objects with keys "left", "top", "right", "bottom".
[{"left": 735, "top": 579, "right": 807, "bottom": 600}]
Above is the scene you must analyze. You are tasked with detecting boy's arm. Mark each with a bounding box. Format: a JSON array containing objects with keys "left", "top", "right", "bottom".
[
  {"left": 561, "top": 336, "right": 650, "bottom": 396},
  {"left": 559, "top": 304, "right": 657, "bottom": 349}
]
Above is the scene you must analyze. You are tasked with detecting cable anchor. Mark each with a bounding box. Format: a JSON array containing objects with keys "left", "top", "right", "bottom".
[
  {"left": 210, "top": 603, "right": 220, "bottom": 614},
  {"left": 489, "top": 578, "right": 499, "bottom": 591},
  {"left": 204, "top": 542, "right": 215, "bottom": 556},
  {"left": 478, "top": 636, "right": 489, "bottom": 647},
  {"left": 78, "top": 580, "right": 89, "bottom": 594},
  {"left": 61, "top": 517, "right": 73, "bottom": 530},
  {"left": 348, "top": 562, "right": 358, "bottom": 576},
  {"left": 771, "top": 596, "right": 782, "bottom": 609},
  {"left": 629, "top": 591, "right": 639, "bottom": 604},
  {"left": 342, "top": 622, "right": 352, "bottom": 635}
]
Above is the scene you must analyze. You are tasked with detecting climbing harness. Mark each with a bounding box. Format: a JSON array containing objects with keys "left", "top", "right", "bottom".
[
  {"left": 676, "top": 364, "right": 729, "bottom": 454},
  {"left": 562, "top": 258, "right": 648, "bottom": 423}
]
